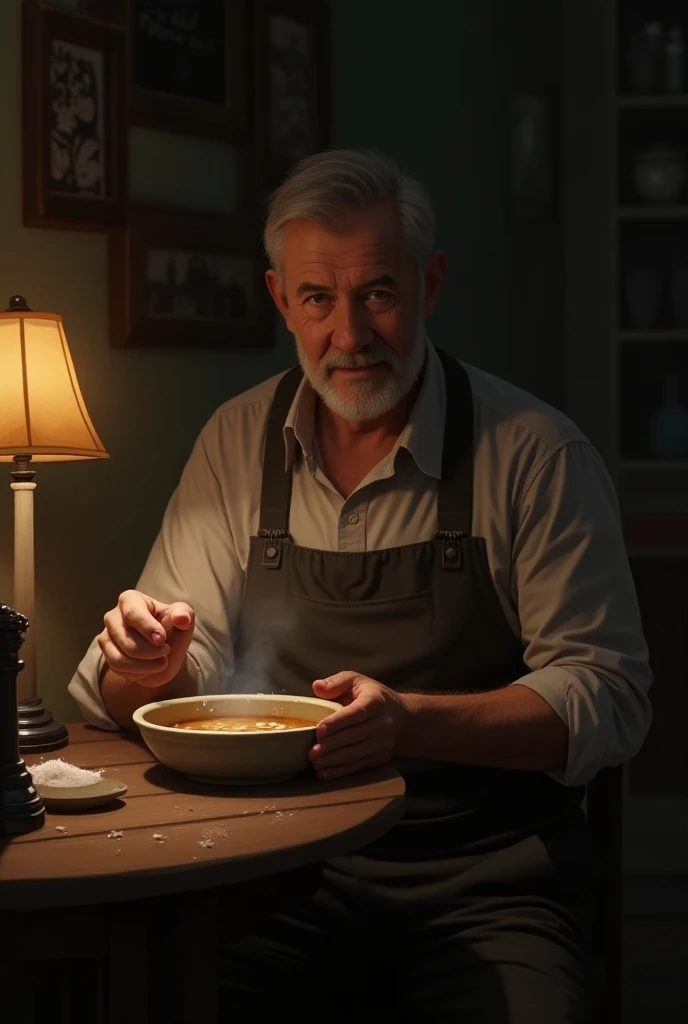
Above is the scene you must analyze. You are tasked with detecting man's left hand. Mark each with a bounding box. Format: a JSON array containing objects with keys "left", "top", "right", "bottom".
[{"left": 309, "top": 671, "right": 410, "bottom": 780}]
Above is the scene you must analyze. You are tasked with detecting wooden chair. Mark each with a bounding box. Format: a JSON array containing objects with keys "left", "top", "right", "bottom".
[{"left": 586, "top": 765, "right": 625, "bottom": 1024}]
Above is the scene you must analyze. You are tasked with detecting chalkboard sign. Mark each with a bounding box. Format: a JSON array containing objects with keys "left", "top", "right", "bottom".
[
  {"left": 133, "top": 0, "right": 226, "bottom": 105},
  {"left": 128, "top": 0, "right": 249, "bottom": 141}
]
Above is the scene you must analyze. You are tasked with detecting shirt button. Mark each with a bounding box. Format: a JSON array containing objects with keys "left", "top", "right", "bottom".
[{"left": 347, "top": 513, "right": 359, "bottom": 525}]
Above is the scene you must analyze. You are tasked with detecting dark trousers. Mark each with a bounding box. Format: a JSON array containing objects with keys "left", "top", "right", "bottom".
[{"left": 219, "top": 816, "right": 600, "bottom": 1023}]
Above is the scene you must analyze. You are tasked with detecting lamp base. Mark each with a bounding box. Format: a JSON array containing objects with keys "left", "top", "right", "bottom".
[
  {"left": 0, "top": 761, "right": 45, "bottom": 835},
  {"left": 17, "top": 698, "right": 68, "bottom": 753}
]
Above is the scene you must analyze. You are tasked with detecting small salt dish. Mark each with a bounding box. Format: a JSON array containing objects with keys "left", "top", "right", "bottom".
[{"left": 34, "top": 779, "right": 128, "bottom": 812}]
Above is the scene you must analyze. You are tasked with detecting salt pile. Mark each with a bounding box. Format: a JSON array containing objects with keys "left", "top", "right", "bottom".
[{"left": 28, "top": 758, "right": 102, "bottom": 788}]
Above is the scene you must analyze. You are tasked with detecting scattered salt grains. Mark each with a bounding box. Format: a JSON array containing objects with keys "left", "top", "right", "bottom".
[
  {"left": 107, "top": 830, "right": 123, "bottom": 839},
  {"left": 55, "top": 826, "right": 68, "bottom": 834},
  {"left": 152, "top": 833, "right": 166, "bottom": 843},
  {"left": 28, "top": 758, "right": 102, "bottom": 788},
  {"left": 270, "top": 811, "right": 293, "bottom": 825},
  {"left": 198, "top": 839, "right": 214, "bottom": 849},
  {"left": 201, "top": 826, "right": 228, "bottom": 841}
]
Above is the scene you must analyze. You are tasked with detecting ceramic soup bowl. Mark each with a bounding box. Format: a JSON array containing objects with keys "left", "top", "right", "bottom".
[{"left": 133, "top": 693, "right": 342, "bottom": 785}]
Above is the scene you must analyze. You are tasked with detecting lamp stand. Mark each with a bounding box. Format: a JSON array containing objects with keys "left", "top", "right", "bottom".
[{"left": 10, "top": 456, "right": 68, "bottom": 753}]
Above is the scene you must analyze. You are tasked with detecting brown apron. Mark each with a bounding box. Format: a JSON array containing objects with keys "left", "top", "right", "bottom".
[
  {"left": 222, "top": 349, "right": 597, "bottom": 1021},
  {"left": 236, "top": 348, "right": 584, "bottom": 859}
]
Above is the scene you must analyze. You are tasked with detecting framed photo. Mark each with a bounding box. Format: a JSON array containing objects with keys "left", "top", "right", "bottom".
[
  {"left": 117, "top": 0, "right": 250, "bottom": 141},
  {"left": 254, "top": 0, "right": 330, "bottom": 185},
  {"left": 22, "top": 1, "right": 127, "bottom": 231},
  {"left": 109, "top": 205, "right": 274, "bottom": 349}
]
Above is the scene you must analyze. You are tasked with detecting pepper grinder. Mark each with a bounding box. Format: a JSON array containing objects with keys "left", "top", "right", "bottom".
[{"left": 0, "top": 604, "right": 45, "bottom": 835}]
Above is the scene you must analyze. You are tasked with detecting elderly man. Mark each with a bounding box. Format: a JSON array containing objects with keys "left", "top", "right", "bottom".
[{"left": 69, "top": 148, "right": 651, "bottom": 1022}]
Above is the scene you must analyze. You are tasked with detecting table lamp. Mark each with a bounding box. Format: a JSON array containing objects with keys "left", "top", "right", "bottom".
[{"left": 0, "top": 295, "right": 109, "bottom": 752}]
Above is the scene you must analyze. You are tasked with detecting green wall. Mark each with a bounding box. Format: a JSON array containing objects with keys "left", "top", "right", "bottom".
[
  {"left": 331, "top": 0, "right": 509, "bottom": 374},
  {"left": 0, "top": 0, "right": 509, "bottom": 724}
]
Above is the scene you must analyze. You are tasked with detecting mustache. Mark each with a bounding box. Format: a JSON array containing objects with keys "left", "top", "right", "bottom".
[{"left": 320, "top": 347, "right": 396, "bottom": 371}]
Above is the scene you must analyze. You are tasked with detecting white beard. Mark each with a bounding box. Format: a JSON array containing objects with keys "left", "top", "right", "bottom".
[{"left": 294, "top": 318, "right": 428, "bottom": 423}]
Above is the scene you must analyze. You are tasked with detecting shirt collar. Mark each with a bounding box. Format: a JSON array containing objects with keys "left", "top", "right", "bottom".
[{"left": 282, "top": 339, "right": 446, "bottom": 479}]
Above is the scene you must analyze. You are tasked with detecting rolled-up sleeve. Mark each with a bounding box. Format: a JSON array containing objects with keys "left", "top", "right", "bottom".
[
  {"left": 67, "top": 416, "right": 244, "bottom": 729},
  {"left": 509, "top": 440, "right": 652, "bottom": 786}
]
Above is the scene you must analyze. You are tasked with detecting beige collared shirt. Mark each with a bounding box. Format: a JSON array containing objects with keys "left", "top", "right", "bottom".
[{"left": 68, "top": 342, "right": 652, "bottom": 786}]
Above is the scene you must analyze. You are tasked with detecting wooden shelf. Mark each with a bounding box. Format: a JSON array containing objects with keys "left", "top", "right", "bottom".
[
  {"left": 618, "top": 94, "right": 688, "bottom": 109},
  {"left": 620, "top": 459, "right": 688, "bottom": 471},
  {"left": 618, "top": 329, "right": 688, "bottom": 341},
  {"left": 618, "top": 206, "right": 688, "bottom": 220}
]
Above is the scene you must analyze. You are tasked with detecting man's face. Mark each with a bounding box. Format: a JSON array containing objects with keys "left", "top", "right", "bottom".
[{"left": 266, "top": 203, "right": 445, "bottom": 423}]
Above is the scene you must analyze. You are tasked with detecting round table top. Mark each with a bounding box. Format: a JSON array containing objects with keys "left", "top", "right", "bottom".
[{"left": 0, "top": 723, "right": 405, "bottom": 910}]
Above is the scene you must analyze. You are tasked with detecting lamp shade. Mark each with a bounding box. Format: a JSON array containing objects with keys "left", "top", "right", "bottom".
[{"left": 0, "top": 297, "right": 108, "bottom": 463}]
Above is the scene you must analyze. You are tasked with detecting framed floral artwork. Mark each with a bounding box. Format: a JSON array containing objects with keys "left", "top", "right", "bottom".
[
  {"left": 253, "top": 0, "right": 330, "bottom": 186},
  {"left": 112, "top": 0, "right": 250, "bottom": 142},
  {"left": 22, "top": 1, "right": 127, "bottom": 231},
  {"left": 109, "top": 205, "right": 274, "bottom": 349}
]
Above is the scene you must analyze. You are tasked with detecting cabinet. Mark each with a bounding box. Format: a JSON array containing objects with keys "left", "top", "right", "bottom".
[{"left": 564, "top": 0, "right": 688, "bottom": 874}]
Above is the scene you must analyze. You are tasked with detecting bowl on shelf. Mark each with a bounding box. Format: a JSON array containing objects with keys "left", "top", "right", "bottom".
[
  {"left": 632, "top": 149, "right": 687, "bottom": 204},
  {"left": 132, "top": 693, "right": 343, "bottom": 785}
]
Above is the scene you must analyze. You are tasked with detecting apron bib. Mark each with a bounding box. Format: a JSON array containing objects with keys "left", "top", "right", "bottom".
[{"left": 236, "top": 349, "right": 584, "bottom": 860}]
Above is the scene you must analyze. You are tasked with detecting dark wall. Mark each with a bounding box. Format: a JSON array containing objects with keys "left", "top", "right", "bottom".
[
  {"left": 332, "top": 0, "right": 565, "bottom": 408},
  {"left": 331, "top": 0, "right": 511, "bottom": 378},
  {"left": 505, "top": 0, "right": 565, "bottom": 407}
]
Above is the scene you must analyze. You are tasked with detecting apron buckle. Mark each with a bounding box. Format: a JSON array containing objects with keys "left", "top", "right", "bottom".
[
  {"left": 437, "top": 531, "right": 463, "bottom": 569},
  {"left": 259, "top": 530, "right": 287, "bottom": 568}
]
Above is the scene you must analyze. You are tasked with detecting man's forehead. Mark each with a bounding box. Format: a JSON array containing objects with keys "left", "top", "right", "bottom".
[
  {"left": 281, "top": 212, "right": 408, "bottom": 286},
  {"left": 292, "top": 245, "right": 395, "bottom": 273}
]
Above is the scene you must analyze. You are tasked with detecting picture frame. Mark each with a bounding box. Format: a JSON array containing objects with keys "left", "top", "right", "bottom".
[
  {"left": 115, "top": 0, "right": 250, "bottom": 142},
  {"left": 79, "top": 0, "right": 125, "bottom": 23},
  {"left": 109, "top": 205, "right": 274, "bottom": 349},
  {"left": 22, "top": 1, "right": 127, "bottom": 231},
  {"left": 254, "top": 0, "right": 331, "bottom": 186}
]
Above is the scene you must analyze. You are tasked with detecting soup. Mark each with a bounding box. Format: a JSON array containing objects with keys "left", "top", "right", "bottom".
[{"left": 171, "top": 716, "right": 315, "bottom": 733}]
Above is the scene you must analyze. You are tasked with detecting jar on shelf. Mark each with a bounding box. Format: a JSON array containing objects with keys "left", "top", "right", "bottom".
[
  {"left": 626, "top": 21, "right": 664, "bottom": 93},
  {"left": 648, "top": 372, "right": 688, "bottom": 459},
  {"left": 632, "top": 148, "right": 687, "bottom": 204},
  {"left": 666, "top": 27, "right": 686, "bottom": 94}
]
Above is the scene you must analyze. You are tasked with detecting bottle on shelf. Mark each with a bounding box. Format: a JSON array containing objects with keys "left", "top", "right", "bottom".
[
  {"left": 666, "top": 27, "right": 686, "bottom": 94},
  {"left": 626, "top": 21, "right": 664, "bottom": 94},
  {"left": 669, "top": 242, "right": 688, "bottom": 326},
  {"left": 648, "top": 372, "right": 688, "bottom": 459},
  {"left": 625, "top": 244, "right": 663, "bottom": 328}
]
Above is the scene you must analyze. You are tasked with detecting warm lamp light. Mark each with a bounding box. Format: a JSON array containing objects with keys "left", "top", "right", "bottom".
[{"left": 0, "top": 295, "right": 109, "bottom": 751}]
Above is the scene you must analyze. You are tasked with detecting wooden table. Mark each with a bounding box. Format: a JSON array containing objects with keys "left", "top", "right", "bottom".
[{"left": 0, "top": 724, "right": 405, "bottom": 1024}]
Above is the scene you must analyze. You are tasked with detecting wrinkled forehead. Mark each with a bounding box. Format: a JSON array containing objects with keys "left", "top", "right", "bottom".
[{"left": 280, "top": 204, "right": 416, "bottom": 289}]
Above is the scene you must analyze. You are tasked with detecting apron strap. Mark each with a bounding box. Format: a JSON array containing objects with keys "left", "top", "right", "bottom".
[
  {"left": 434, "top": 348, "right": 474, "bottom": 536},
  {"left": 259, "top": 365, "right": 303, "bottom": 533}
]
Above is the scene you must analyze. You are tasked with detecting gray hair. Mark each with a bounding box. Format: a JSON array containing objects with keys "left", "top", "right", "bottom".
[{"left": 264, "top": 148, "right": 436, "bottom": 276}]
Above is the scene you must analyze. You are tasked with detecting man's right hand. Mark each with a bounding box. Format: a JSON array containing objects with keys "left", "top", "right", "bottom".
[{"left": 97, "top": 590, "right": 195, "bottom": 688}]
